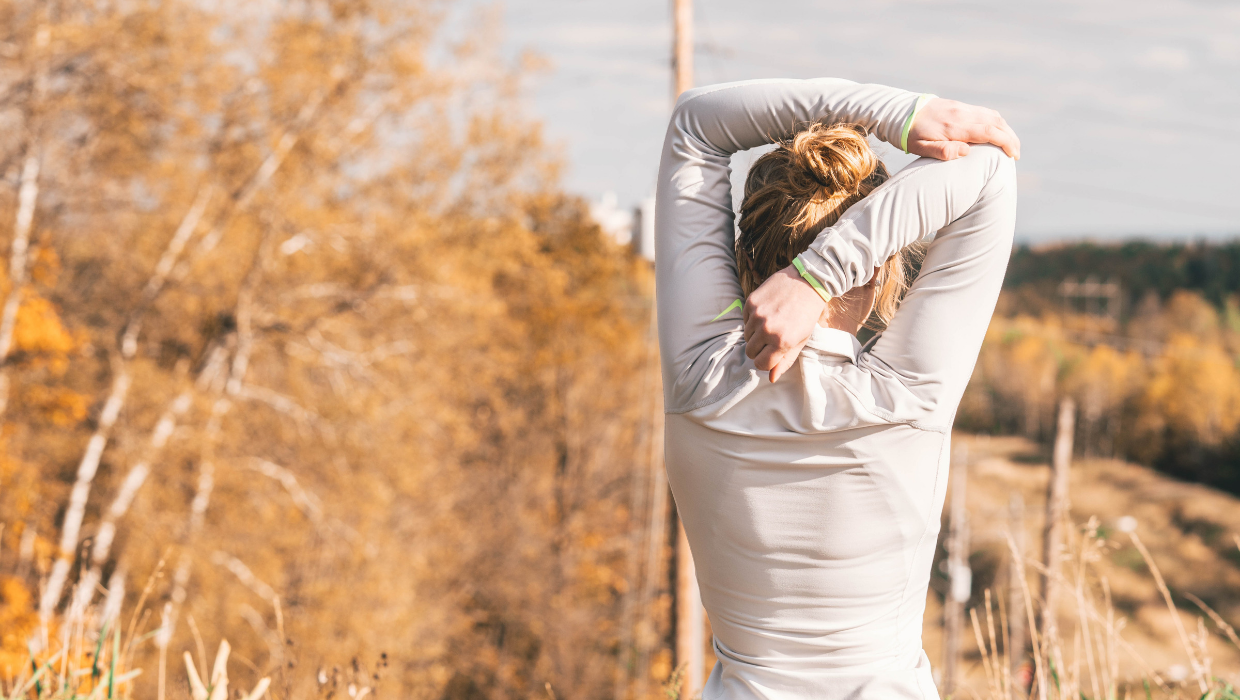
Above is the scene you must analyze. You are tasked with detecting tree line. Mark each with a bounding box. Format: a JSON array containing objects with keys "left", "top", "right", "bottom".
[
  {"left": 1004, "top": 240, "right": 1240, "bottom": 314},
  {"left": 962, "top": 238, "right": 1240, "bottom": 492}
]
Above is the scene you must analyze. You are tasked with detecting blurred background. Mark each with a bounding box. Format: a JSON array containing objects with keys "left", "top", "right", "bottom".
[{"left": 1, "top": 0, "right": 1238, "bottom": 699}]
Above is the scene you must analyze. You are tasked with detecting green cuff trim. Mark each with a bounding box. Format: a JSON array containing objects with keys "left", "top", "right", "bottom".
[
  {"left": 711, "top": 298, "right": 743, "bottom": 322},
  {"left": 900, "top": 93, "right": 936, "bottom": 154},
  {"left": 792, "top": 258, "right": 832, "bottom": 304}
]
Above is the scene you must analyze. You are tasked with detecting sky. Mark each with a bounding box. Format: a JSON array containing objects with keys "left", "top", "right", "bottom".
[{"left": 485, "top": 0, "right": 1240, "bottom": 244}]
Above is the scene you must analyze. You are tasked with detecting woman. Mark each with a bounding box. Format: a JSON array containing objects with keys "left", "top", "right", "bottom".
[{"left": 655, "top": 79, "right": 1018, "bottom": 699}]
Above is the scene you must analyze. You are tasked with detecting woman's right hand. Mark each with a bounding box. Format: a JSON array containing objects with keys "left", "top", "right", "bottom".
[
  {"left": 744, "top": 265, "right": 827, "bottom": 382},
  {"left": 906, "top": 98, "right": 1021, "bottom": 161}
]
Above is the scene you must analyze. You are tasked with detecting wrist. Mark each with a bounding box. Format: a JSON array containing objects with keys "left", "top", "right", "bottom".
[
  {"left": 900, "top": 93, "right": 937, "bottom": 153},
  {"left": 791, "top": 258, "right": 832, "bottom": 305}
]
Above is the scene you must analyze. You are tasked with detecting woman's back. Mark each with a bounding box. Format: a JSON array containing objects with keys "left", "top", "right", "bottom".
[
  {"left": 667, "top": 329, "right": 947, "bottom": 697},
  {"left": 655, "top": 79, "right": 1016, "bottom": 699}
]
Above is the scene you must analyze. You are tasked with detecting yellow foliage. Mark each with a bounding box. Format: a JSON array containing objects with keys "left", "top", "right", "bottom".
[
  {"left": 18, "top": 384, "right": 89, "bottom": 426},
  {"left": 13, "top": 294, "right": 77, "bottom": 362},
  {"left": 28, "top": 246, "right": 61, "bottom": 287},
  {"left": 966, "top": 290, "right": 1240, "bottom": 471},
  {"left": 1065, "top": 343, "right": 1142, "bottom": 420},
  {"left": 0, "top": 0, "right": 660, "bottom": 697},
  {"left": 0, "top": 576, "right": 38, "bottom": 673},
  {"left": 1140, "top": 333, "right": 1240, "bottom": 445}
]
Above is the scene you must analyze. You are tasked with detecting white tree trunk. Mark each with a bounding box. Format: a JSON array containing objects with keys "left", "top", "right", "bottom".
[
  {"left": 0, "top": 153, "right": 42, "bottom": 418},
  {"left": 68, "top": 388, "right": 199, "bottom": 620},
  {"left": 40, "top": 369, "right": 131, "bottom": 623},
  {"left": 45, "top": 185, "right": 224, "bottom": 626},
  {"left": 1040, "top": 396, "right": 1075, "bottom": 693},
  {"left": 0, "top": 17, "right": 49, "bottom": 418}
]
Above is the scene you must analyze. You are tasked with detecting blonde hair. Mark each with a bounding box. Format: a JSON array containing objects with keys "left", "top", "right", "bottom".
[{"left": 736, "top": 122, "right": 920, "bottom": 330}]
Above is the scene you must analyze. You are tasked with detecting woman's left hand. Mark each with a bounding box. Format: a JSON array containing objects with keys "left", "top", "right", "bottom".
[{"left": 907, "top": 98, "right": 1021, "bottom": 161}]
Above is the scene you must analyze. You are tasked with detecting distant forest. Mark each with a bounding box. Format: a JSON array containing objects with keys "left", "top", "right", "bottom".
[
  {"left": 964, "top": 238, "right": 1240, "bottom": 496},
  {"left": 1003, "top": 241, "right": 1240, "bottom": 315}
]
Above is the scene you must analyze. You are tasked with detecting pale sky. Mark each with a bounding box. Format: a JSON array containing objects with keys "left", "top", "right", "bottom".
[{"left": 492, "top": 0, "right": 1240, "bottom": 243}]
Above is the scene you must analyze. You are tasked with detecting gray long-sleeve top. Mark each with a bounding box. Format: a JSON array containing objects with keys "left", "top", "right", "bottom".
[{"left": 655, "top": 78, "right": 1017, "bottom": 699}]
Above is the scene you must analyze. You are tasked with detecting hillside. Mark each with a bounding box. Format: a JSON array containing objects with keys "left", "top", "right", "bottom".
[{"left": 922, "top": 433, "right": 1240, "bottom": 694}]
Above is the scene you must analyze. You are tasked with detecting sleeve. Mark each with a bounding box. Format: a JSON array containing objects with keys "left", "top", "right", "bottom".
[
  {"left": 655, "top": 78, "right": 920, "bottom": 414},
  {"left": 796, "top": 145, "right": 1018, "bottom": 428}
]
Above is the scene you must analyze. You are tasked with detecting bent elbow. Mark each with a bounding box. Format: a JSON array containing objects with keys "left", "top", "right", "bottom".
[{"left": 974, "top": 144, "right": 1017, "bottom": 193}]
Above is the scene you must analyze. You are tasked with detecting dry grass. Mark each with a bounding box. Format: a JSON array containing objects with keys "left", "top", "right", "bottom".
[
  {"left": 966, "top": 521, "right": 1240, "bottom": 700},
  {"left": 937, "top": 433, "right": 1240, "bottom": 700},
  {"left": 2, "top": 610, "right": 137, "bottom": 699},
  {"left": 0, "top": 567, "right": 386, "bottom": 700},
  {"left": 11, "top": 438, "right": 1240, "bottom": 699},
  {"left": 6, "top": 527, "right": 1240, "bottom": 700}
]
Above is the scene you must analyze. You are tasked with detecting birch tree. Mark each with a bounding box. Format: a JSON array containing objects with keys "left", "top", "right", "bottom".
[{"left": 0, "top": 0, "right": 658, "bottom": 696}]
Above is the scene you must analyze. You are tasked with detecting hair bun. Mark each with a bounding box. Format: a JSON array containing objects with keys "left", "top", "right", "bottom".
[
  {"left": 787, "top": 123, "right": 879, "bottom": 195},
  {"left": 735, "top": 121, "right": 890, "bottom": 298}
]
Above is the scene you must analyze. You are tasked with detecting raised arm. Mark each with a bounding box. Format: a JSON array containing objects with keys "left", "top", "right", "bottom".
[
  {"left": 855, "top": 147, "right": 1016, "bottom": 427},
  {"left": 769, "top": 145, "right": 1016, "bottom": 428},
  {"left": 744, "top": 100, "right": 1020, "bottom": 381},
  {"left": 655, "top": 78, "right": 921, "bottom": 413}
]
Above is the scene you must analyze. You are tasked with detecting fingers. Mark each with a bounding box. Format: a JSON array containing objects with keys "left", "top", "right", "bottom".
[
  {"left": 767, "top": 342, "right": 803, "bottom": 383},
  {"left": 998, "top": 122, "right": 1021, "bottom": 160},
  {"left": 911, "top": 98, "right": 1022, "bottom": 161},
  {"left": 975, "top": 123, "right": 1021, "bottom": 160},
  {"left": 908, "top": 140, "right": 970, "bottom": 161},
  {"left": 744, "top": 319, "right": 767, "bottom": 360},
  {"left": 752, "top": 344, "right": 780, "bottom": 372},
  {"left": 747, "top": 336, "right": 768, "bottom": 362},
  {"left": 953, "top": 110, "right": 1021, "bottom": 160}
]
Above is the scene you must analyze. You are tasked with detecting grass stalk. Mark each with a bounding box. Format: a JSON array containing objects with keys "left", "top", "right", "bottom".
[{"left": 1128, "top": 533, "right": 1209, "bottom": 693}]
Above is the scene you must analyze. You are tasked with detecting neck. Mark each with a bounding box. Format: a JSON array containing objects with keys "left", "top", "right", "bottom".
[{"left": 821, "top": 287, "right": 876, "bottom": 335}]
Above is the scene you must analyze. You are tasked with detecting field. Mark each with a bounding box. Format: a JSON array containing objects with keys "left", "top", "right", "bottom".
[{"left": 921, "top": 433, "right": 1240, "bottom": 698}]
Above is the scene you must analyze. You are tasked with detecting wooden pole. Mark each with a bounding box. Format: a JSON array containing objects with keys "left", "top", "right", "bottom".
[
  {"left": 675, "top": 522, "right": 704, "bottom": 695},
  {"left": 671, "top": 1, "right": 703, "bottom": 696},
  {"left": 1041, "top": 399, "right": 1075, "bottom": 657},
  {"left": 673, "top": 0, "right": 693, "bottom": 99},
  {"left": 1007, "top": 492, "right": 1027, "bottom": 698},
  {"left": 942, "top": 442, "right": 970, "bottom": 697}
]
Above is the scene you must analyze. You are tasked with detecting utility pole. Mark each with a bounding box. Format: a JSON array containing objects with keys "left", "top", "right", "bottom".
[
  {"left": 675, "top": 524, "right": 703, "bottom": 697},
  {"left": 1041, "top": 399, "right": 1075, "bottom": 654},
  {"left": 673, "top": 0, "right": 693, "bottom": 99},
  {"left": 942, "top": 442, "right": 971, "bottom": 697},
  {"left": 671, "top": 0, "right": 704, "bottom": 697},
  {"left": 1008, "top": 492, "right": 1027, "bottom": 699}
]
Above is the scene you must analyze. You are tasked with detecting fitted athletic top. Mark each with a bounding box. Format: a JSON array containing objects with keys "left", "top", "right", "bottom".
[{"left": 655, "top": 79, "right": 1017, "bottom": 699}]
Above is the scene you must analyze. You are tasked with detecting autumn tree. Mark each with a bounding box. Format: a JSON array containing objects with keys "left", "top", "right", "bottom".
[{"left": 0, "top": 1, "right": 668, "bottom": 698}]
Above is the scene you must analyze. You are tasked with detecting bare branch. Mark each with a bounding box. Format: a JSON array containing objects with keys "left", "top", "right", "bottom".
[
  {"left": 161, "top": 397, "right": 228, "bottom": 650},
  {"left": 194, "top": 82, "right": 337, "bottom": 256},
  {"left": 247, "top": 458, "right": 324, "bottom": 524},
  {"left": 236, "top": 383, "right": 323, "bottom": 427},
  {"left": 211, "top": 551, "right": 277, "bottom": 603}
]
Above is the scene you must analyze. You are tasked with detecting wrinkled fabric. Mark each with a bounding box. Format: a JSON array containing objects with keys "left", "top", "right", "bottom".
[{"left": 655, "top": 78, "right": 1017, "bottom": 699}]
